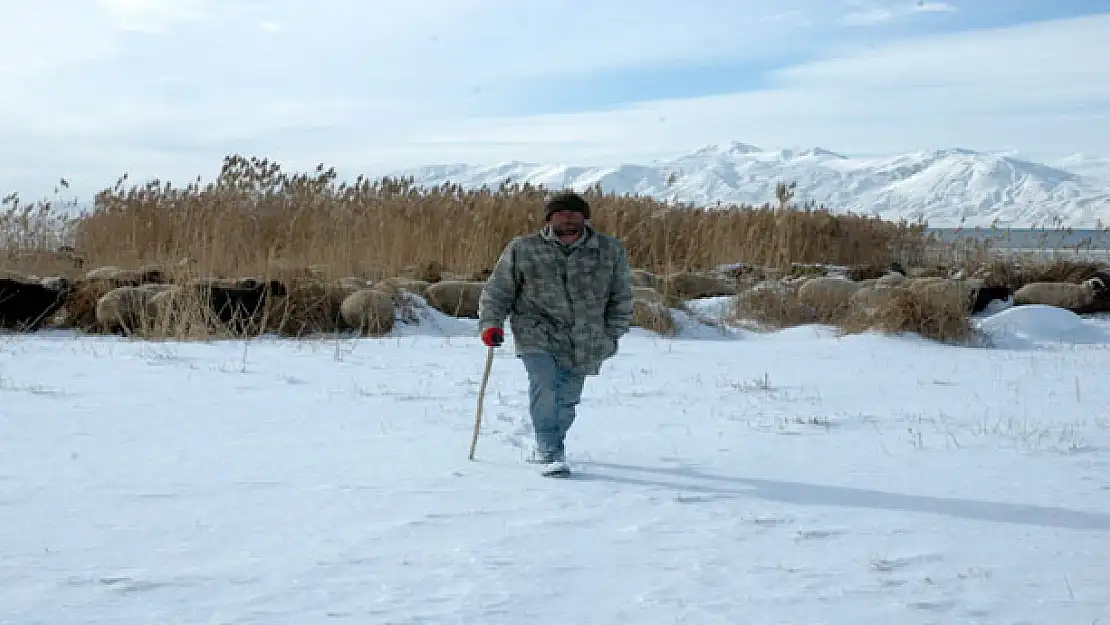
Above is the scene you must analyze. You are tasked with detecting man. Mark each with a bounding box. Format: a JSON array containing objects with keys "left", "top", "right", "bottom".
[{"left": 477, "top": 190, "right": 634, "bottom": 476}]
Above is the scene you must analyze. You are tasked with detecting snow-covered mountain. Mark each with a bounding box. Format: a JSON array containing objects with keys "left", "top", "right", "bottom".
[
  {"left": 1053, "top": 153, "right": 1110, "bottom": 183},
  {"left": 390, "top": 142, "right": 1110, "bottom": 229}
]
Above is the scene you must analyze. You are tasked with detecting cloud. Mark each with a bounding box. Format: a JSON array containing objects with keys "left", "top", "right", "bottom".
[
  {"left": 840, "top": 5, "right": 895, "bottom": 26},
  {"left": 839, "top": 0, "right": 957, "bottom": 26},
  {"left": 914, "top": 2, "right": 957, "bottom": 12},
  {"left": 0, "top": 3, "right": 118, "bottom": 76},
  {"left": 95, "top": 0, "right": 212, "bottom": 33},
  {"left": 0, "top": 2, "right": 1107, "bottom": 200}
]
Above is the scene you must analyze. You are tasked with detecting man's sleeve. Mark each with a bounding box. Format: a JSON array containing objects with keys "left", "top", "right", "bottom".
[
  {"left": 478, "top": 239, "right": 520, "bottom": 333},
  {"left": 604, "top": 244, "right": 634, "bottom": 339}
]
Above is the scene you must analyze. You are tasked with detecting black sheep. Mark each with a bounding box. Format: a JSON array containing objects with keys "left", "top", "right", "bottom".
[
  {"left": 197, "top": 279, "right": 287, "bottom": 335},
  {"left": 970, "top": 284, "right": 1011, "bottom": 314},
  {"left": 0, "top": 277, "right": 73, "bottom": 331}
]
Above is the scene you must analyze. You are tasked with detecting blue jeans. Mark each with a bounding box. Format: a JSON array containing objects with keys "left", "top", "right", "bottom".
[{"left": 520, "top": 352, "right": 586, "bottom": 460}]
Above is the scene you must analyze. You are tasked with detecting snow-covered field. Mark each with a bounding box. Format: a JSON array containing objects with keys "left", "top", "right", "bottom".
[{"left": 3, "top": 300, "right": 1110, "bottom": 624}]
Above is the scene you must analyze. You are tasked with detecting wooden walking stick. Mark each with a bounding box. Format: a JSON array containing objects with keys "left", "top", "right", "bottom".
[{"left": 469, "top": 345, "right": 495, "bottom": 461}]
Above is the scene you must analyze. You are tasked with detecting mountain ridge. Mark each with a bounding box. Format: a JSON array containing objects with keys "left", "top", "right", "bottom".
[{"left": 388, "top": 142, "right": 1110, "bottom": 228}]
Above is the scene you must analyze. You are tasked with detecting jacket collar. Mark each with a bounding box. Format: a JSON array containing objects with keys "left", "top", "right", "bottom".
[{"left": 541, "top": 223, "right": 598, "bottom": 249}]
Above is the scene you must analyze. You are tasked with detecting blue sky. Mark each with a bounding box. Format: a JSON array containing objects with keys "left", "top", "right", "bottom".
[
  {"left": 2, "top": 0, "right": 1109, "bottom": 199},
  {"left": 486, "top": 0, "right": 1108, "bottom": 116}
]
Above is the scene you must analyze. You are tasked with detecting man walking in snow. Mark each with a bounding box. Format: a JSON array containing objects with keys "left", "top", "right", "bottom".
[{"left": 477, "top": 190, "right": 634, "bottom": 476}]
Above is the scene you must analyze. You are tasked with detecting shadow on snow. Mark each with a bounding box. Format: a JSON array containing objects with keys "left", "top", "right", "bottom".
[{"left": 571, "top": 461, "right": 1110, "bottom": 532}]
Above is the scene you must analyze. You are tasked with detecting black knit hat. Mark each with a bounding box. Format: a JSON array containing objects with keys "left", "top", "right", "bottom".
[{"left": 544, "top": 191, "right": 591, "bottom": 221}]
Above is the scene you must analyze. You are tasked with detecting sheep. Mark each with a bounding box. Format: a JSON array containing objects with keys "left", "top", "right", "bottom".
[
  {"left": 5, "top": 247, "right": 85, "bottom": 269},
  {"left": 194, "top": 278, "right": 288, "bottom": 335},
  {"left": 466, "top": 267, "right": 493, "bottom": 282},
  {"left": 146, "top": 286, "right": 183, "bottom": 329},
  {"left": 0, "top": 276, "right": 74, "bottom": 331},
  {"left": 95, "top": 286, "right": 167, "bottom": 335},
  {"left": 661, "top": 271, "right": 735, "bottom": 300},
  {"left": 877, "top": 272, "right": 907, "bottom": 287},
  {"left": 796, "top": 276, "right": 863, "bottom": 317},
  {"left": 912, "top": 278, "right": 977, "bottom": 311},
  {"left": 904, "top": 276, "right": 948, "bottom": 293},
  {"left": 374, "top": 277, "right": 431, "bottom": 298},
  {"left": 399, "top": 260, "right": 444, "bottom": 283},
  {"left": 846, "top": 261, "right": 905, "bottom": 281},
  {"left": 631, "top": 269, "right": 662, "bottom": 290},
  {"left": 970, "top": 284, "right": 1011, "bottom": 313},
  {"left": 848, "top": 284, "right": 908, "bottom": 318},
  {"left": 906, "top": 266, "right": 948, "bottom": 279},
  {"left": 337, "top": 276, "right": 373, "bottom": 293},
  {"left": 84, "top": 265, "right": 165, "bottom": 286},
  {"left": 340, "top": 288, "right": 396, "bottom": 336},
  {"left": 631, "top": 300, "right": 677, "bottom": 336},
  {"left": 907, "top": 277, "right": 1011, "bottom": 314},
  {"left": 424, "top": 280, "right": 484, "bottom": 318},
  {"left": 632, "top": 286, "right": 664, "bottom": 306},
  {"left": 1013, "top": 277, "right": 1108, "bottom": 314}
]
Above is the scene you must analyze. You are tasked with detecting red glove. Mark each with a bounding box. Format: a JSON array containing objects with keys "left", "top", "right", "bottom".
[{"left": 481, "top": 327, "right": 504, "bottom": 347}]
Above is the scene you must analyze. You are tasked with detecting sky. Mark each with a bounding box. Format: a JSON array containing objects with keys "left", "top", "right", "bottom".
[{"left": 1, "top": 0, "right": 1109, "bottom": 200}]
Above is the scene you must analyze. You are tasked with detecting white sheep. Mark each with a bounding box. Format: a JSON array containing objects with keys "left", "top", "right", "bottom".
[
  {"left": 904, "top": 276, "right": 949, "bottom": 294},
  {"left": 631, "top": 269, "right": 662, "bottom": 290},
  {"left": 146, "top": 285, "right": 185, "bottom": 327},
  {"left": 910, "top": 277, "right": 982, "bottom": 311},
  {"left": 423, "top": 280, "right": 484, "bottom": 318},
  {"left": 877, "top": 272, "right": 907, "bottom": 286},
  {"left": 632, "top": 286, "right": 664, "bottom": 305},
  {"left": 1013, "top": 277, "right": 1107, "bottom": 313},
  {"left": 340, "top": 288, "right": 396, "bottom": 336},
  {"left": 95, "top": 285, "right": 172, "bottom": 334},
  {"left": 796, "top": 276, "right": 863, "bottom": 312},
  {"left": 662, "top": 271, "right": 736, "bottom": 300},
  {"left": 337, "top": 276, "right": 373, "bottom": 293},
  {"left": 848, "top": 284, "right": 908, "bottom": 318},
  {"left": 85, "top": 265, "right": 164, "bottom": 286}
]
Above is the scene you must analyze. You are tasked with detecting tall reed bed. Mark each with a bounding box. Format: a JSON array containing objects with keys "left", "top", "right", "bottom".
[{"left": 3, "top": 155, "right": 930, "bottom": 280}]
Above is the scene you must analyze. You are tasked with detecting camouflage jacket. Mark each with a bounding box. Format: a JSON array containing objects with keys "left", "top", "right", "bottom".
[{"left": 478, "top": 224, "right": 634, "bottom": 376}]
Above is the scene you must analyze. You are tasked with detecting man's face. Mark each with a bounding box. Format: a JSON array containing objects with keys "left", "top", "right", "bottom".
[{"left": 550, "top": 210, "right": 585, "bottom": 237}]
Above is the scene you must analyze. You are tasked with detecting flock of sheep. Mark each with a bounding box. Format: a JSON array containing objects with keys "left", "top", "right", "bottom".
[
  {"left": 0, "top": 264, "right": 469, "bottom": 338},
  {"left": 2, "top": 257, "right": 1109, "bottom": 340},
  {"left": 735, "top": 262, "right": 1110, "bottom": 321}
]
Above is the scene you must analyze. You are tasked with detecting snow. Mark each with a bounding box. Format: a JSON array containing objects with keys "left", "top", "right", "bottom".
[
  {"left": 391, "top": 141, "right": 1110, "bottom": 229},
  {"left": 1055, "top": 153, "right": 1110, "bottom": 183},
  {"left": 3, "top": 301, "right": 1110, "bottom": 624},
  {"left": 977, "top": 304, "right": 1110, "bottom": 349}
]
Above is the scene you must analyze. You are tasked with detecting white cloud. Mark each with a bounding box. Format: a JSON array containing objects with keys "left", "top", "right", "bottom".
[
  {"left": 841, "top": 6, "right": 895, "bottom": 26},
  {"left": 95, "top": 0, "right": 212, "bottom": 33},
  {"left": 0, "top": 2, "right": 1107, "bottom": 200},
  {"left": 839, "top": 0, "right": 956, "bottom": 26},
  {"left": 914, "top": 2, "right": 957, "bottom": 13},
  {"left": 0, "top": 3, "right": 118, "bottom": 76}
]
